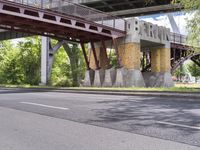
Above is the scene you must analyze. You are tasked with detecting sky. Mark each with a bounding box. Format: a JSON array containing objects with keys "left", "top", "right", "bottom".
[{"left": 138, "top": 12, "right": 189, "bottom": 35}]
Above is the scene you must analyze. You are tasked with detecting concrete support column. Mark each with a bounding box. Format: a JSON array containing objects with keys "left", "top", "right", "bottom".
[
  {"left": 160, "top": 47, "right": 171, "bottom": 72},
  {"left": 41, "top": 36, "right": 49, "bottom": 85},
  {"left": 151, "top": 46, "right": 171, "bottom": 73},
  {"left": 111, "top": 18, "right": 145, "bottom": 87},
  {"left": 115, "top": 42, "right": 145, "bottom": 87},
  {"left": 118, "top": 42, "right": 141, "bottom": 70},
  {"left": 151, "top": 48, "right": 161, "bottom": 72},
  {"left": 40, "top": 36, "right": 64, "bottom": 85},
  {"left": 143, "top": 45, "right": 174, "bottom": 87}
]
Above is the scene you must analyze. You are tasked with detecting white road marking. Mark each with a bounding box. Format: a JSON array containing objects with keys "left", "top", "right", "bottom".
[
  {"left": 20, "top": 102, "right": 69, "bottom": 110},
  {"left": 156, "top": 121, "right": 200, "bottom": 130}
]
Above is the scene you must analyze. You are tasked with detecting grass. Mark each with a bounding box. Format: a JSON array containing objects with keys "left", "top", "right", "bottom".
[{"left": 0, "top": 83, "right": 199, "bottom": 92}]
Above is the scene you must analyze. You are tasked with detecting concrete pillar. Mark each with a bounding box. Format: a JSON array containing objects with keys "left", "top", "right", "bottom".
[
  {"left": 114, "top": 42, "right": 145, "bottom": 87},
  {"left": 118, "top": 42, "right": 141, "bottom": 70},
  {"left": 113, "top": 18, "right": 145, "bottom": 87},
  {"left": 151, "top": 48, "right": 161, "bottom": 72},
  {"left": 41, "top": 36, "right": 64, "bottom": 85},
  {"left": 144, "top": 45, "right": 174, "bottom": 87},
  {"left": 114, "top": 68, "right": 125, "bottom": 87},
  {"left": 83, "top": 69, "right": 95, "bottom": 86},
  {"left": 93, "top": 69, "right": 105, "bottom": 87},
  {"left": 151, "top": 46, "right": 171, "bottom": 73},
  {"left": 160, "top": 47, "right": 171, "bottom": 72},
  {"left": 102, "top": 68, "right": 116, "bottom": 87},
  {"left": 41, "top": 36, "right": 49, "bottom": 85}
]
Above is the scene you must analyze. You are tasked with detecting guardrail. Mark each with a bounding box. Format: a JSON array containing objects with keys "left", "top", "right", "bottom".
[
  {"left": 170, "top": 33, "right": 187, "bottom": 44},
  {"left": 170, "top": 32, "right": 200, "bottom": 47},
  {"left": 9, "top": 0, "right": 126, "bottom": 31}
]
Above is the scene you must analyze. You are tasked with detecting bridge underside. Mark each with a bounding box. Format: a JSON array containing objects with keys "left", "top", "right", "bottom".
[
  {"left": 81, "top": 0, "right": 183, "bottom": 17},
  {"left": 0, "top": 0, "right": 198, "bottom": 88},
  {"left": 0, "top": 29, "right": 31, "bottom": 40},
  {"left": 0, "top": 0, "right": 125, "bottom": 43}
]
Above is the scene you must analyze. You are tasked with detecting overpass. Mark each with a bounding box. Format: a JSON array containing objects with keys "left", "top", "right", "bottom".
[
  {"left": 0, "top": 0, "right": 199, "bottom": 88},
  {"left": 78, "top": 0, "right": 183, "bottom": 17},
  {"left": 0, "top": 0, "right": 126, "bottom": 42}
]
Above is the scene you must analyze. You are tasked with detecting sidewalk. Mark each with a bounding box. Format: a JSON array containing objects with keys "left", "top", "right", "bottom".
[{"left": 0, "top": 106, "right": 199, "bottom": 150}]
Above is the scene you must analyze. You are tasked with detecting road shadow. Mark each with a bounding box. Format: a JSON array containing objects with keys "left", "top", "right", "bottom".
[{"left": 88, "top": 96, "right": 200, "bottom": 147}]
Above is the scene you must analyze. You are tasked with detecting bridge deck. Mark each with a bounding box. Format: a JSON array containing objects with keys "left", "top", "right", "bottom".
[
  {"left": 0, "top": 0, "right": 126, "bottom": 43},
  {"left": 81, "top": 0, "right": 182, "bottom": 17}
]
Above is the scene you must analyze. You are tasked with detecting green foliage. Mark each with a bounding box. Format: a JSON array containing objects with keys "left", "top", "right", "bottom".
[
  {"left": 0, "top": 49, "right": 24, "bottom": 84},
  {"left": 0, "top": 41, "right": 23, "bottom": 84},
  {"left": 17, "top": 37, "right": 41, "bottom": 85},
  {"left": 108, "top": 49, "right": 118, "bottom": 68},
  {"left": 63, "top": 43, "right": 86, "bottom": 87},
  {"left": 173, "top": 64, "right": 189, "bottom": 81},
  {"left": 0, "top": 37, "right": 86, "bottom": 87},
  {"left": 173, "top": 0, "right": 200, "bottom": 48},
  {"left": 187, "top": 61, "right": 200, "bottom": 77},
  {"left": 50, "top": 47, "right": 72, "bottom": 87}
]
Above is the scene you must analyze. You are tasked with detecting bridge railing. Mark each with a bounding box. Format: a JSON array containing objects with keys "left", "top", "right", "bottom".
[
  {"left": 9, "top": 0, "right": 126, "bottom": 31},
  {"left": 170, "top": 32, "right": 187, "bottom": 45},
  {"left": 170, "top": 32, "right": 200, "bottom": 47}
]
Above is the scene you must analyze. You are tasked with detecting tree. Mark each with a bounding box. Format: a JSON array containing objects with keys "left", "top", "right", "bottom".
[
  {"left": 173, "top": 0, "right": 200, "bottom": 48},
  {"left": 0, "top": 37, "right": 86, "bottom": 87},
  {"left": 0, "top": 41, "right": 24, "bottom": 84},
  {"left": 17, "top": 36, "right": 41, "bottom": 85},
  {"left": 63, "top": 43, "right": 86, "bottom": 87},
  {"left": 50, "top": 46, "right": 72, "bottom": 87},
  {"left": 187, "top": 61, "right": 200, "bottom": 81},
  {"left": 173, "top": 63, "right": 189, "bottom": 82}
]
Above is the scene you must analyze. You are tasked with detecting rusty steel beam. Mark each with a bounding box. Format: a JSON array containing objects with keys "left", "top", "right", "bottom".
[
  {"left": 80, "top": 42, "right": 90, "bottom": 70},
  {"left": 90, "top": 41, "right": 100, "bottom": 69},
  {"left": 170, "top": 43, "right": 192, "bottom": 51},
  {"left": 101, "top": 40, "right": 108, "bottom": 59},
  {"left": 0, "top": 0, "right": 126, "bottom": 43}
]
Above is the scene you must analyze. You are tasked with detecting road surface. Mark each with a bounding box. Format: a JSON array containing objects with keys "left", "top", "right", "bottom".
[{"left": 0, "top": 89, "right": 199, "bottom": 150}]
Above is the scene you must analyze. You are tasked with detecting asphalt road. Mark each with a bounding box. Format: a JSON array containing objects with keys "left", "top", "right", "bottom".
[{"left": 0, "top": 89, "right": 200, "bottom": 149}]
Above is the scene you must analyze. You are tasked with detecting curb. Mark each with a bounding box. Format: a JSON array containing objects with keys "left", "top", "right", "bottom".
[
  {"left": 0, "top": 87, "right": 200, "bottom": 99},
  {"left": 53, "top": 90, "right": 200, "bottom": 99}
]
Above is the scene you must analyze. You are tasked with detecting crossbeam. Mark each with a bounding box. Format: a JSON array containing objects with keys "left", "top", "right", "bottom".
[{"left": 0, "top": 0, "right": 126, "bottom": 43}]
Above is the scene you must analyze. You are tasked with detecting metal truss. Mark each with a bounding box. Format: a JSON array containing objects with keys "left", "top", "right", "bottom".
[{"left": 0, "top": 0, "right": 126, "bottom": 43}]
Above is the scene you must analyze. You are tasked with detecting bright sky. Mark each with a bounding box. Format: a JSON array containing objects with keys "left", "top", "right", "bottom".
[{"left": 138, "top": 11, "right": 189, "bottom": 35}]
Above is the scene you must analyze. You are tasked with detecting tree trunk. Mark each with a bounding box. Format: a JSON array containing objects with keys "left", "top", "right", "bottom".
[{"left": 63, "top": 42, "right": 79, "bottom": 87}]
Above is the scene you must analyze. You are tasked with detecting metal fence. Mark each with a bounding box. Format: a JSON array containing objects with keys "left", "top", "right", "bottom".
[
  {"left": 170, "top": 32, "right": 200, "bottom": 47},
  {"left": 8, "top": 0, "right": 126, "bottom": 31},
  {"left": 170, "top": 32, "right": 187, "bottom": 44}
]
